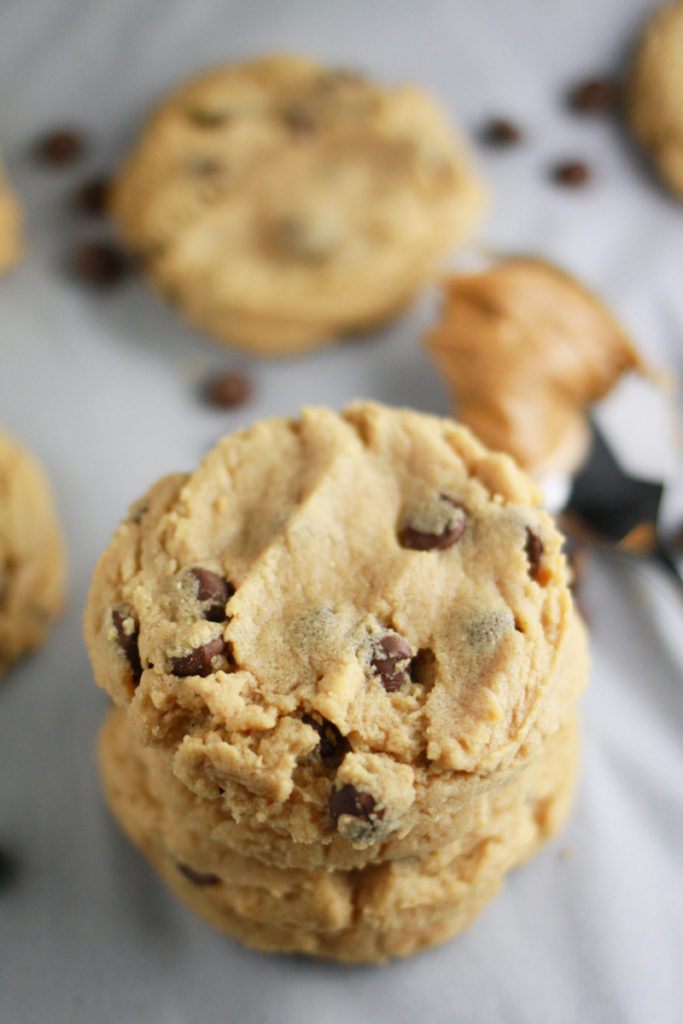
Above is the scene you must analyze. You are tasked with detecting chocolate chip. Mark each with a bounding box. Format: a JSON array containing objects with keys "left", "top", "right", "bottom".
[
  {"left": 551, "top": 160, "right": 590, "bottom": 186},
  {"left": 112, "top": 610, "right": 142, "bottom": 685},
  {"left": 480, "top": 118, "right": 522, "bottom": 146},
  {"left": 170, "top": 637, "right": 226, "bottom": 677},
  {"left": 281, "top": 105, "right": 317, "bottom": 135},
  {"left": 71, "top": 242, "right": 130, "bottom": 287},
  {"left": 204, "top": 370, "right": 252, "bottom": 409},
  {"left": 33, "top": 129, "right": 86, "bottom": 167},
  {"left": 190, "top": 568, "right": 234, "bottom": 621},
  {"left": 568, "top": 78, "right": 615, "bottom": 114},
  {"left": 399, "top": 496, "right": 468, "bottom": 551},
  {"left": 187, "top": 109, "right": 229, "bottom": 128},
  {"left": 525, "top": 528, "right": 544, "bottom": 581},
  {"left": 328, "top": 785, "right": 383, "bottom": 829},
  {"left": 177, "top": 863, "right": 221, "bottom": 886},
  {"left": 0, "top": 846, "right": 19, "bottom": 890},
  {"left": 302, "top": 713, "right": 350, "bottom": 768},
  {"left": 371, "top": 633, "right": 412, "bottom": 692},
  {"left": 73, "top": 177, "right": 110, "bottom": 217}
]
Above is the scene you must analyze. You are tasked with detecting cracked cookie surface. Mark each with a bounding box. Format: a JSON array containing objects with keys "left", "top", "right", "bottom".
[
  {"left": 110, "top": 55, "right": 486, "bottom": 354},
  {"left": 0, "top": 429, "right": 65, "bottom": 677},
  {"left": 85, "top": 402, "right": 587, "bottom": 862}
]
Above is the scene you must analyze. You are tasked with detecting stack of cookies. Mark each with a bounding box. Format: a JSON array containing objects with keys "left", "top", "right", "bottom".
[{"left": 85, "top": 402, "right": 588, "bottom": 962}]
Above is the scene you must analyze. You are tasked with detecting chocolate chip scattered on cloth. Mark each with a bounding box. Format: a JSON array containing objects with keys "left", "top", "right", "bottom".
[
  {"left": 0, "top": 156, "right": 21, "bottom": 275},
  {"left": 0, "top": 428, "right": 66, "bottom": 679},
  {"left": 628, "top": 0, "right": 683, "bottom": 201},
  {"left": 84, "top": 402, "right": 587, "bottom": 958},
  {"left": 108, "top": 54, "right": 487, "bottom": 356}
]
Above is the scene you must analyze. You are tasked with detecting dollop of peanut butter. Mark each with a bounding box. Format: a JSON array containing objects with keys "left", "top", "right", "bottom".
[{"left": 425, "top": 257, "right": 649, "bottom": 478}]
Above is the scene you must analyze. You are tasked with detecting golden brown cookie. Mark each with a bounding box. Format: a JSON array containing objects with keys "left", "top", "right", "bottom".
[
  {"left": 424, "top": 257, "right": 647, "bottom": 478},
  {"left": 0, "top": 429, "right": 65, "bottom": 677},
  {"left": 0, "top": 156, "right": 21, "bottom": 275},
  {"left": 628, "top": 1, "right": 683, "bottom": 200},
  {"left": 99, "top": 706, "right": 579, "bottom": 961},
  {"left": 84, "top": 402, "right": 587, "bottom": 867},
  {"left": 110, "top": 55, "right": 486, "bottom": 355}
]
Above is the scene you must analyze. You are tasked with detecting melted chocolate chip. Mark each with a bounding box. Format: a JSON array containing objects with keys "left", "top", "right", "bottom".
[
  {"left": 71, "top": 242, "right": 130, "bottom": 286},
  {"left": 371, "top": 634, "right": 412, "bottom": 692},
  {"left": 399, "top": 497, "right": 467, "bottom": 551},
  {"left": 525, "top": 528, "right": 544, "bottom": 581},
  {"left": 551, "top": 160, "right": 590, "bottom": 186},
  {"left": 568, "top": 78, "right": 615, "bottom": 114},
  {"left": 204, "top": 370, "right": 252, "bottom": 409},
  {"left": 328, "top": 785, "right": 383, "bottom": 829},
  {"left": 480, "top": 118, "right": 522, "bottom": 146},
  {"left": 177, "top": 863, "right": 221, "bottom": 886},
  {"left": 190, "top": 568, "right": 234, "bottom": 622},
  {"left": 73, "top": 177, "right": 110, "bottom": 217},
  {"left": 302, "top": 714, "right": 350, "bottom": 768},
  {"left": 112, "top": 610, "right": 142, "bottom": 685},
  {"left": 171, "top": 637, "right": 226, "bottom": 677},
  {"left": 34, "top": 129, "right": 86, "bottom": 166}
]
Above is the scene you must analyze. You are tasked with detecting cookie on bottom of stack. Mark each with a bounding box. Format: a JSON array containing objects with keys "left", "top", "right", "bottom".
[
  {"left": 0, "top": 156, "right": 21, "bottom": 275},
  {"left": 100, "top": 706, "right": 579, "bottom": 962}
]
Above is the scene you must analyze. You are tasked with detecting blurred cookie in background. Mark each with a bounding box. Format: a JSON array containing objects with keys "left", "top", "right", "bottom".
[
  {"left": 628, "top": 1, "right": 683, "bottom": 200},
  {"left": 0, "top": 429, "right": 66, "bottom": 679},
  {"left": 0, "top": 156, "right": 21, "bottom": 275},
  {"left": 110, "top": 54, "right": 487, "bottom": 356}
]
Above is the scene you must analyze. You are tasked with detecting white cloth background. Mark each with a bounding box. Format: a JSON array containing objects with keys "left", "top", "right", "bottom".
[{"left": 1, "top": 1, "right": 681, "bottom": 1022}]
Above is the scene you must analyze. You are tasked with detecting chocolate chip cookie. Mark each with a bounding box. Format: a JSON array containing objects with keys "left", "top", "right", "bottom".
[
  {"left": 84, "top": 402, "right": 587, "bottom": 868},
  {"left": 0, "top": 429, "right": 65, "bottom": 677},
  {"left": 110, "top": 55, "right": 486, "bottom": 355},
  {"left": 0, "top": 156, "right": 21, "bottom": 275},
  {"left": 628, "top": 1, "right": 683, "bottom": 200}
]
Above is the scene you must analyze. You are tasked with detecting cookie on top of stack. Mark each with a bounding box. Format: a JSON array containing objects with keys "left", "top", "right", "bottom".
[
  {"left": 109, "top": 55, "right": 486, "bottom": 356},
  {"left": 85, "top": 402, "right": 588, "bottom": 962}
]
